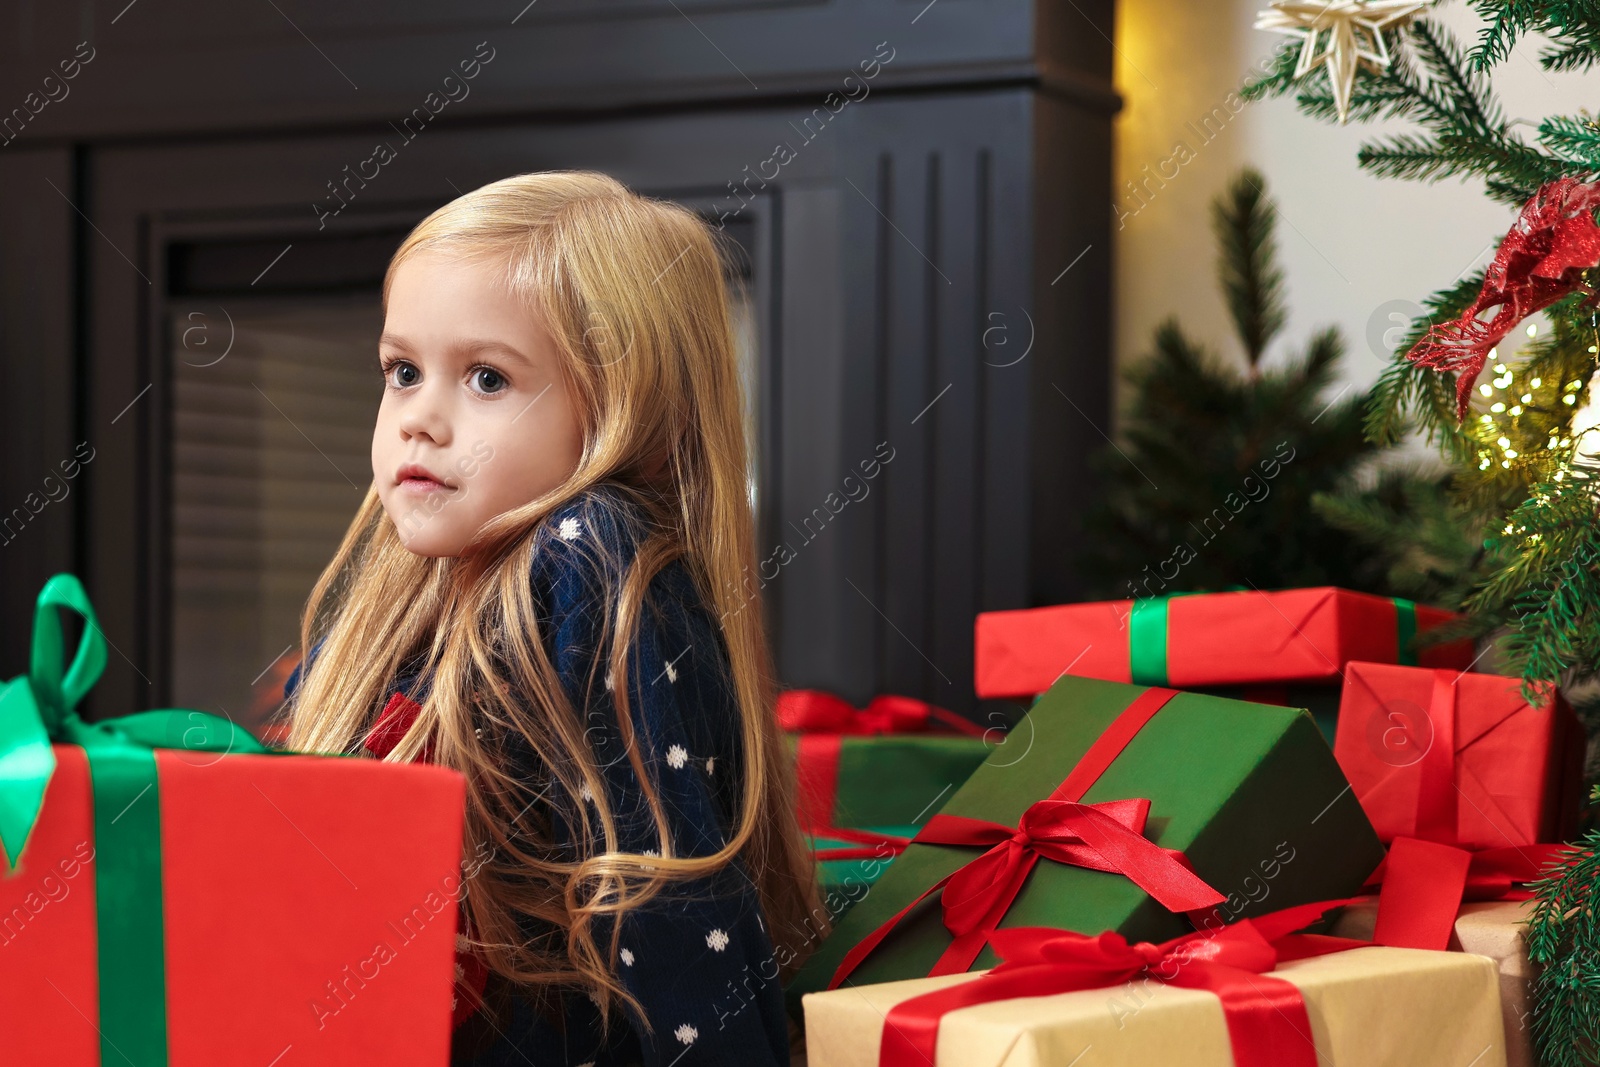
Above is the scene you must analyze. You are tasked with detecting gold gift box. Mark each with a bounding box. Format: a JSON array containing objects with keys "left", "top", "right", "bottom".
[
  {"left": 801, "top": 945, "right": 1505, "bottom": 1067},
  {"left": 1332, "top": 897, "right": 1536, "bottom": 1067}
]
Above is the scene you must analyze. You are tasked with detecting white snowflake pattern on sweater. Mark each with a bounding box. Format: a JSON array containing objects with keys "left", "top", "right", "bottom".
[
  {"left": 558, "top": 516, "right": 582, "bottom": 541},
  {"left": 706, "top": 928, "right": 730, "bottom": 952},
  {"left": 666, "top": 744, "right": 688, "bottom": 769},
  {"left": 675, "top": 1023, "right": 699, "bottom": 1045}
]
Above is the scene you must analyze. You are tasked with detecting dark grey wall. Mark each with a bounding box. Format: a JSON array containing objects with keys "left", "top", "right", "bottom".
[{"left": 0, "top": 0, "right": 1118, "bottom": 723}]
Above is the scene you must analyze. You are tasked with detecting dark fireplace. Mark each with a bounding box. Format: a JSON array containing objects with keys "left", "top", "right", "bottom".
[{"left": 0, "top": 0, "right": 1118, "bottom": 727}]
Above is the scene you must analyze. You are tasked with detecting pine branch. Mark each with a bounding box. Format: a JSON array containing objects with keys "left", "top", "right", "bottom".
[
  {"left": 1527, "top": 803, "right": 1600, "bottom": 1067},
  {"left": 1541, "top": 114, "right": 1600, "bottom": 170},
  {"left": 1467, "top": 0, "right": 1541, "bottom": 70},
  {"left": 1410, "top": 19, "right": 1506, "bottom": 137},
  {"left": 1365, "top": 270, "right": 1488, "bottom": 447},
  {"left": 1543, "top": 36, "right": 1600, "bottom": 72},
  {"left": 1213, "top": 168, "right": 1287, "bottom": 369}
]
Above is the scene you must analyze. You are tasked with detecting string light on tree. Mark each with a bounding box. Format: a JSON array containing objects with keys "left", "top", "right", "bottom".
[{"left": 1253, "top": 1, "right": 1430, "bottom": 124}]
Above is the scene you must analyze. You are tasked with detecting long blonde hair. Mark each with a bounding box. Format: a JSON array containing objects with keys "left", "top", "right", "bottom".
[{"left": 280, "top": 171, "right": 826, "bottom": 1029}]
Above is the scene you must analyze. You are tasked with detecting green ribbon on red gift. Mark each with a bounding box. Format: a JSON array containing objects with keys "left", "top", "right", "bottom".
[
  {"left": 877, "top": 896, "right": 1368, "bottom": 1067},
  {"left": 0, "top": 574, "right": 273, "bottom": 1067},
  {"left": 1126, "top": 592, "right": 1421, "bottom": 686},
  {"left": 779, "top": 689, "right": 986, "bottom": 832},
  {"left": 826, "top": 687, "right": 1229, "bottom": 989}
]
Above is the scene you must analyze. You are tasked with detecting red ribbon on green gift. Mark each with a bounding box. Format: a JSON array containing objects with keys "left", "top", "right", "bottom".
[
  {"left": 826, "top": 686, "right": 1228, "bottom": 989},
  {"left": 779, "top": 689, "right": 986, "bottom": 831},
  {"left": 876, "top": 897, "right": 1366, "bottom": 1067}
]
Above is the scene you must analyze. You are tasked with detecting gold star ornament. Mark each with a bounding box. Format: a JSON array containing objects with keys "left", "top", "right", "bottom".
[{"left": 1255, "top": 1, "right": 1429, "bottom": 124}]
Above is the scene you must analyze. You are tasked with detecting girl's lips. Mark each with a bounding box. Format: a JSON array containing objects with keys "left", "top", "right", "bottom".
[{"left": 397, "top": 475, "right": 453, "bottom": 493}]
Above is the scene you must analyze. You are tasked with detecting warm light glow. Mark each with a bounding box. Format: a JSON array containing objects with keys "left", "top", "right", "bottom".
[{"left": 1492, "top": 402, "right": 1507, "bottom": 412}]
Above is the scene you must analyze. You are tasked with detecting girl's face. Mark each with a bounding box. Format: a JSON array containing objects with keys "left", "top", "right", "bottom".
[{"left": 373, "top": 249, "right": 585, "bottom": 557}]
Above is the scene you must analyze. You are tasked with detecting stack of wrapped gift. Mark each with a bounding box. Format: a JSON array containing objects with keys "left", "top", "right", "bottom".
[
  {"left": 780, "top": 690, "right": 993, "bottom": 921},
  {"left": 974, "top": 587, "right": 1475, "bottom": 744},
  {"left": 1, "top": 576, "right": 468, "bottom": 1066},
  {"left": 790, "top": 672, "right": 1514, "bottom": 1065},
  {"left": 1327, "top": 660, "right": 1587, "bottom": 1067}
]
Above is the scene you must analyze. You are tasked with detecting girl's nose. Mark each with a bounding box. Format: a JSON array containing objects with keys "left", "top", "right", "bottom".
[{"left": 398, "top": 383, "right": 452, "bottom": 445}]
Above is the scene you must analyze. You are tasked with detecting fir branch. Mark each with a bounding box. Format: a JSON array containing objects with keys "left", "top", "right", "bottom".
[
  {"left": 1410, "top": 18, "right": 1506, "bottom": 137},
  {"left": 1527, "top": 816, "right": 1600, "bottom": 1067},
  {"left": 1540, "top": 114, "right": 1600, "bottom": 172},
  {"left": 1213, "top": 168, "right": 1288, "bottom": 369},
  {"left": 1543, "top": 35, "right": 1600, "bottom": 72},
  {"left": 1358, "top": 132, "right": 1464, "bottom": 182},
  {"left": 1365, "top": 270, "right": 1488, "bottom": 447},
  {"left": 1467, "top": 0, "right": 1541, "bottom": 70}
]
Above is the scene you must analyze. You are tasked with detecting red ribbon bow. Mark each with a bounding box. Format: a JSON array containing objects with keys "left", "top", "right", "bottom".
[
  {"left": 777, "top": 689, "right": 986, "bottom": 736},
  {"left": 826, "top": 687, "right": 1228, "bottom": 988},
  {"left": 783, "top": 690, "right": 986, "bottom": 832},
  {"left": 877, "top": 897, "right": 1361, "bottom": 1067}
]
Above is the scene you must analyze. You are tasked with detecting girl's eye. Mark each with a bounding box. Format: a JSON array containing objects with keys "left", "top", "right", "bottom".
[
  {"left": 470, "top": 366, "right": 507, "bottom": 394},
  {"left": 385, "top": 360, "right": 420, "bottom": 388}
]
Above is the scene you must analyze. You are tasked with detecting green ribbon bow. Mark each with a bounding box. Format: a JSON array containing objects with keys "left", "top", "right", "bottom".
[
  {"left": 1128, "top": 591, "right": 1421, "bottom": 686},
  {"left": 0, "top": 574, "right": 271, "bottom": 1066}
]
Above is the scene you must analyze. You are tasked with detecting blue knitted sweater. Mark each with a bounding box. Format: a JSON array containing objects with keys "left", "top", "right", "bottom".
[{"left": 286, "top": 485, "right": 792, "bottom": 1067}]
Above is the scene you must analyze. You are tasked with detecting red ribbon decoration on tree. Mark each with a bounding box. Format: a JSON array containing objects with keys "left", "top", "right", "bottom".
[
  {"left": 826, "top": 687, "right": 1228, "bottom": 989},
  {"left": 1406, "top": 176, "right": 1600, "bottom": 419},
  {"left": 779, "top": 689, "right": 986, "bottom": 832},
  {"left": 876, "top": 898, "right": 1364, "bottom": 1067}
]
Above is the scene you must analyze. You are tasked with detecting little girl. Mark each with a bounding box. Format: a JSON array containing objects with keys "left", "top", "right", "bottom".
[{"left": 278, "top": 171, "right": 825, "bottom": 1066}]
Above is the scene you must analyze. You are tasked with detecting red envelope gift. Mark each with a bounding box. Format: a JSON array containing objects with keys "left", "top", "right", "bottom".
[
  {"left": 1333, "top": 661, "right": 1585, "bottom": 849},
  {"left": 974, "top": 587, "right": 1471, "bottom": 700}
]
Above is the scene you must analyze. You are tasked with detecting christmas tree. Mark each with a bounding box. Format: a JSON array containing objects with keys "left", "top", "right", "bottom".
[
  {"left": 1243, "top": 1, "right": 1600, "bottom": 695},
  {"left": 1082, "top": 166, "right": 1442, "bottom": 600},
  {"left": 1243, "top": 6, "right": 1600, "bottom": 1063}
]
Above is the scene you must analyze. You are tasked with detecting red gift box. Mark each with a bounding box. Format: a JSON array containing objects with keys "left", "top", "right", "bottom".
[
  {"left": 974, "top": 587, "right": 1472, "bottom": 700},
  {"left": 0, "top": 573, "right": 468, "bottom": 1066},
  {"left": 3, "top": 743, "right": 467, "bottom": 1066},
  {"left": 1333, "top": 661, "right": 1585, "bottom": 849}
]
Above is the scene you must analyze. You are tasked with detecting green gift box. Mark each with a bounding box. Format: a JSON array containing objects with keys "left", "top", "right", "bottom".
[
  {"left": 780, "top": 689, "right": 995, "bottom": 920},
  {"left": 785, "top": 732, "right": 996, "bottom": 830},
  {"left": 1196, "top": 684, "right": 1344, "bottom": 748},
  {"left": 785, "top": 676, "right": 1385, "bottom": 1015},
  {"left": 807, "top": 823, "right": 918, "bottom": 923}
]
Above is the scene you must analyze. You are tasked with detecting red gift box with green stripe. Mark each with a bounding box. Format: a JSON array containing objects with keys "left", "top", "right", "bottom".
[
  {"left": 0, "top": 576, "right": 467, "bottom": 1066},
  {"left": 974, "top": 587, "right": 1474, "bottom": 700}
]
